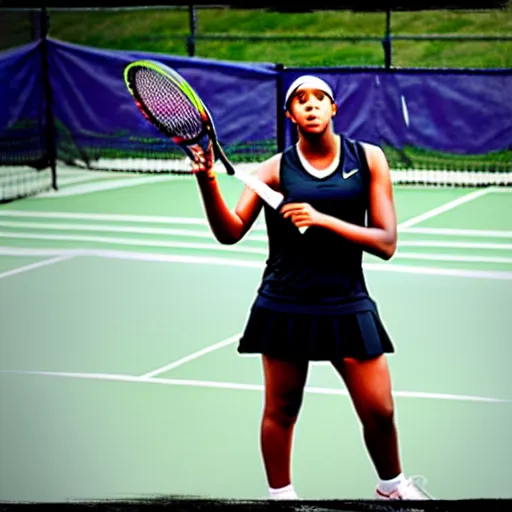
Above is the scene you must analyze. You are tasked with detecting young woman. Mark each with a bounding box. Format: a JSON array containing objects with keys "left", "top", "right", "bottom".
[{"left": 190, "top": 75, "right": 429, "bottom": 501}]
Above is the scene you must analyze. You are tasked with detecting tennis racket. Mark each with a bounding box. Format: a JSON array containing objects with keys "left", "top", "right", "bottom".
[{"left": 123, "top": 59, "right": 291, "bottom": 215}]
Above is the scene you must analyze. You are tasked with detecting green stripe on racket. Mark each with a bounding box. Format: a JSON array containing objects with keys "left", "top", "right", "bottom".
[{"left": 123, "top": 60, "right": 293, "bottom": 217}]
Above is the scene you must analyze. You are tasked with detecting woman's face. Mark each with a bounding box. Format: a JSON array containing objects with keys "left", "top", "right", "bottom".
[{"left": 287, "top": 87, "right": 337, "bottom": 134}]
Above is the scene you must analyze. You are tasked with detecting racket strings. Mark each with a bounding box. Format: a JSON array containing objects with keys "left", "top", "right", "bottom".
[{"left": 134, "top": 68, "right": 204, "bottom": 140}]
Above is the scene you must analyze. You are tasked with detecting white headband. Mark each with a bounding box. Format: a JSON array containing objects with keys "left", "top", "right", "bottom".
[{"left": 284, "top": 75, "right": 335, "bottom": 110}]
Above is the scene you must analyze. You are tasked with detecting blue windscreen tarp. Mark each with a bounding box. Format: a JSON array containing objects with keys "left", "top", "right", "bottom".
[
  {"left": 0, "top": 40, "right": 47, "bottom": 165},
  {"left": 46, "top": 38, "right": 279, "bottom": 162},
  {"left": 1, "top": 37, "right": 511, "bottom": 170},
  {"left": 282, "top": 68, "right": 512, "bottom": 156}
]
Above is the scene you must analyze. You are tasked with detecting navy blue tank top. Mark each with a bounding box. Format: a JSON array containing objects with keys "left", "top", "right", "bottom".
[{"left": 255, "top": 134, "right": 377, "bottom": 315}]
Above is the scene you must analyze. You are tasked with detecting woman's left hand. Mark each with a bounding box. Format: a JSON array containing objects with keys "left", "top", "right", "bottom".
[{"left": 280, "top": 202, "right": 324, "bottom": 229}]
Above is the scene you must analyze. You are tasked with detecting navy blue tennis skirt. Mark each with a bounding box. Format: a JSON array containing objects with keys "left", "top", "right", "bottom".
[{"left": 237, "top": 303, "right": 394, "bottom": 361}]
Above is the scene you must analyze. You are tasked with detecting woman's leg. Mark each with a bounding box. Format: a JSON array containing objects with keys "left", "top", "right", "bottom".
[
  {"left": 260, "top": 354, "right": 309, "bottom": 494},
  {"left": 332, "top": 355, "right": 401, "bottom": 480},
  {"left": 332, "top": 354, "right": 429, "bottom": 499}
]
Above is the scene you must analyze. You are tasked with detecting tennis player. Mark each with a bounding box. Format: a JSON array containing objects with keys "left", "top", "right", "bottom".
[{"left": 191, "top": 75, "right": 429, "bottom": 501}]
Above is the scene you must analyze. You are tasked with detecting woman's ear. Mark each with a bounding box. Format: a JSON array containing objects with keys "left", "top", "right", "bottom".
[
  {"left": 331, "top": 102, "right": 337, "bottom": 118},
  {"left": 285, "top": 110, "right": 297, "bottom": 124}
]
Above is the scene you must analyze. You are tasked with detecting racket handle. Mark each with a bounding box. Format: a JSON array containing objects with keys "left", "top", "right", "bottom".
[
  {"left": 217, "top": 152, "right": 307, "bottom": 235},
  {"left": 215, "top": 143, "right": 236, "bottom": 176},
  {"left": 232, "top": 166, "right": 284, "bottom": 211},
  {"left": 234, "top": 170, "right": 308, "bottom": 235}
]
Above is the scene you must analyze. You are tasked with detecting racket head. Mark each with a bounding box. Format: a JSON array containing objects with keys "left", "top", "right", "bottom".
[{"left": 124, "top": 60, "right": 212, "bottom": 147}]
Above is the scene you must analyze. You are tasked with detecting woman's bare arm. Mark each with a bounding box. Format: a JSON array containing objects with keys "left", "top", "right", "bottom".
[{"left": 192, "top": 144, "right": 282, "bottom": 244}]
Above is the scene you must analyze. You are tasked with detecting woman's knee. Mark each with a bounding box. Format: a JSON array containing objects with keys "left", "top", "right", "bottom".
[
  {"left": 359, "top": 400, "right": 395, "bottom": 431},
  {"left": 263, "top": 392, "right": 304, "bottom": 427},
  {"left": 262, "top": 355, "right": 308, "bottom": 427}
]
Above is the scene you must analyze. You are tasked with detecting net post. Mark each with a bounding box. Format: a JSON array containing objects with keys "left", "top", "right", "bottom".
[
  {"left": 39, "top": 7, "right": 58, "bottom": 191},
  {"left": 276, "top": 63, "right": 286, "bottom": 153}
]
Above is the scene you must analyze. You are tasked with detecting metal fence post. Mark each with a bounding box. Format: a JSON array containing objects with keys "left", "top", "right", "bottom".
[
  {"left": 187, "top": 4, "right": 197, "bottom": 57},
  {"left": 382, "top": 8, "right": 392, "bottom": 69}
]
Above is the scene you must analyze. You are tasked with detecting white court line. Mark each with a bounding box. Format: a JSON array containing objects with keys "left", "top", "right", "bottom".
[
  {"left": 36, "top": 174, "right": 178, "bottom": 198},
  {"left": 0, "top": 231, "right": 267, "bottom": 255},
  {"left": 401, "top": 227, "right": 512, "bottom": 239},
  {"left": 0, "top": 210, "right": 267, "bottom": 231},
  {"left": 392, "top": 251, "right": 512, "bottom": 265},
  {"left": 0, "top": 209, "right": 210, "bottom": 225},
  {"left": 1, "top": 369, "right": 510, "bottom": 405},
  {"left": 50, "top": 174, "right": 112, "bottom": 188},
  {"left": 8, "top": 221, "right": 512, "bottom": 249},
  {"left": 486, "top": 187, "right": 512, "bottom": 193},
  {"left": 0, "top": 254, "right": 74, "bottom": 280},
  {"left": 397, "top": 188, "right": 493, "bottom": 230},
  {"left": 140, "top": 333, "right": 242, "bottom": 379},
  {"left": 399, "top": 240, "right": 512, "bottom": 250},
  {"left": 2, "top": 247, "right": 512, "bottom": 280},
  {"left": 0, "top": 246, "right": 263, "bottom": 269},
  {"left": 4, "top": 229, "right": 512, "bottom": 257},
  {"left": 55, "top": 168, "right": 118, "bottom": 178},
  {"left": 362, "top": 261, "right": 512, "bottom": 280},
  {"left": 0, "top": 184, "right": 500, "bottom": 233},
  {"left": 0, "top": 220, "right": 267, "bottom": 242},
  {"left": 4, "top": 231, "right": 512, "bottom": 263}
]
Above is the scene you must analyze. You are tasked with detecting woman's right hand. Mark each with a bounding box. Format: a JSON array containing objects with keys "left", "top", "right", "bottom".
[{"left": 190, "top": 141, "right": 216, "bottom": 180}]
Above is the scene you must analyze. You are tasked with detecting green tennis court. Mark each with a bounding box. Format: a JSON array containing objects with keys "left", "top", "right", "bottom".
[{"left": 1, "top": 168, "right": 511, "bottom": 502}]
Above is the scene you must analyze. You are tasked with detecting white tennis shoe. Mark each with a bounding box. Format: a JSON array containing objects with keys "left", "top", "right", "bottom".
[{"left": 376, "top": 476, "right": 432, "bottom": 500}]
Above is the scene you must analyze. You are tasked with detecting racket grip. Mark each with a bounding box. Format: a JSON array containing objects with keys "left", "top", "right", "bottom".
[
  {"left": 231, "top": 167, "right": 307, "bottom": 235},
  {"left": 235, "top": 170, "right": 284, "bottom": 210}
]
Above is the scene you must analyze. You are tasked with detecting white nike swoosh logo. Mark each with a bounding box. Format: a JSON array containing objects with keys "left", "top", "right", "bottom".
[{"left": 342, "top": 168, "right": 359, "bottom": 179}]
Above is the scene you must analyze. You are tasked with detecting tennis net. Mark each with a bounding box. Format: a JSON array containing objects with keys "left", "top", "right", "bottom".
[
  {"left": 42, "top": 113, "right": 512, "bottom": 188},
  {"left": 51, "top": 130, "right": 512, "bottom": 188},
  {"left": 2, "top": 134, "right": 511, "bottom": 204}
]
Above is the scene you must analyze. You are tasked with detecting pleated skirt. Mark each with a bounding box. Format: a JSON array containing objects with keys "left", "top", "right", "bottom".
[{"left": 237, "top": 303, "right": 394, "bottom": 361}]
